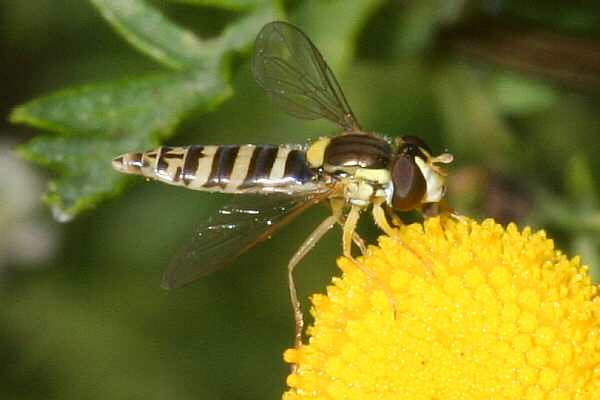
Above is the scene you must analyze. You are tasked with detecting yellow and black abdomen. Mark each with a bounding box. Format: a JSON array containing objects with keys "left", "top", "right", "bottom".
[{"left": 112, "top": 145, "right": 318, "bottom": 193}]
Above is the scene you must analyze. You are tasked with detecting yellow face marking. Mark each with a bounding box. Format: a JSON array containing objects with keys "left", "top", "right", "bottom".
[
  {"left": 354, "top": 168, "right": 390, "bottom": 185},
  {"left": 414, "top": 157, "right": 445, "bottom": 203},
  {"left": 306, "top": 137, "right": 330, "bottom": 167},
  {"left": 356, "top": 182, "right": 374, "bottom": 200}
]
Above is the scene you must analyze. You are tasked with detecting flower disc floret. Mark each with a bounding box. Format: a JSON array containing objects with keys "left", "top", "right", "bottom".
[{"left": 283, "top": 217, "right": 600, "bottom": 400}]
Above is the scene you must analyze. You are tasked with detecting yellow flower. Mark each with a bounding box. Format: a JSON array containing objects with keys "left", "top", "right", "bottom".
[{"left": 283, "top": 216, "right": 600, "bottom": 400}]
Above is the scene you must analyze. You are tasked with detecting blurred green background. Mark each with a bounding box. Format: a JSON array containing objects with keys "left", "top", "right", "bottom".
[{"left": 2, "top": 1, "right": 600, "bottom": 399}]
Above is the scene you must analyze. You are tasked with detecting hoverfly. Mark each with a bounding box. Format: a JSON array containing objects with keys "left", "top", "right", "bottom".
[{"left": 112, "top": 21, "right": 455, "bottom": 350}]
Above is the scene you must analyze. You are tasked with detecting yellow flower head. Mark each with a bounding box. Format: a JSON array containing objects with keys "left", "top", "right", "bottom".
[{"left": 283, "top": 217, "right": 600, "bottom": 400}]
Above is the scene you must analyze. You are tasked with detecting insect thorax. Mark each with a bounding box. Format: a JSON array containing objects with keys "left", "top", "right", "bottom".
[
  {"left": 305, "top": 132, "right": 451, "bottom": 210},
  {"left": 336, "top": 170, "right": 392, "bottom": 207},
  {"left": 305, "top": 133, "right": 394, "bottom": 207}
]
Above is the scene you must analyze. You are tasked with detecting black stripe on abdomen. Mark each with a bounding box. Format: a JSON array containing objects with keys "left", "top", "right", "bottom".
[
  {"left": 181, "top": 145, "right": 205, "bottom": 185},
  {"left": 239, "top": 146, "right": 278, "bottom": 189},
  {"left": 203, "top": 145, "right": 240, "bottom": 188},
  {"left": 156, "top": 146, "right": 174, "bottom": 173},
  {"left": 284, "top": 150, "right": 315, "bottom": 183}
]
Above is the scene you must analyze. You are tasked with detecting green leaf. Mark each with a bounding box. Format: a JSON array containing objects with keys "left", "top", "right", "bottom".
[
  {"left": 293, "top": 0, "right": 385, "bottom": 71},
  {"left": 565, "top": 153, "right": 599, "bottom": 210},
  {"left": 13, "top": 71, "right": 232, "bottom": 220},
  {"left": 11, "top": 0, "right": 278, "bottom": 220},
  {"left": 11, "top": 71, "right": 230, "bottom": 139},
  {"left": 432, "top": 61, "right": 521, "bottom": 171},
  {"left": 89, "top": 0, "right": 278, "bottom": 70},
  {"left": 17, "top": 136, "right": 137, "bottom": 222},
  {"left": 90, "top": 0, "right": 211, "bottom": 69},
  {"left": 214, "top": 6, "right": 281, "bottom": 58},
  {"left": 394, "top": 0, "right": 468, "bottom": 55},
  {"left": 168, "top": 0, "right": 269, "bottom": 11},
  {"left": 490, "top": 73, "right": 560, "bottom": 115}
]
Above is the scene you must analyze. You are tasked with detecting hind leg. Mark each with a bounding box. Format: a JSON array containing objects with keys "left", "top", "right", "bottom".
[{"left": 287, "top": 210, "right": 339, "bottom": 357}]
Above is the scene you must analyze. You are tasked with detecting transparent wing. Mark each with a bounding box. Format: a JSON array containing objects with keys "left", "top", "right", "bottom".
[
  {"left": 252, "top": 21, "right": 361, "bottom": 131},
  {"left": 161, "top": 191, "right": 327, "bottom": 289}
]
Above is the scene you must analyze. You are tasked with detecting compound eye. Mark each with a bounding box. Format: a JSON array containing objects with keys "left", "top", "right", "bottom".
[
  {"left": 391, "top": 154, "right": 426, "bottom": 211},
  {"left": 398, "top": 142, "right": 420, "bottom": 157},
  {"left": 400, "top": 135, "right": 431, "bottom": 157}
]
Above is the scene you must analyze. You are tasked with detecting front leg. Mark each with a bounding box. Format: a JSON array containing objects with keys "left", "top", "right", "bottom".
[
  {"left": 342, "top": 204, "right": 398, "bottom": 319},
  {"left": 372, "top": 200, "right": 435, "bottom": 275},
  {"left": 384, "top": 203, "right": 405, "bottom": 227},
  {"left": 438, "top": 198, "right": 462, "bottom": 219},
  {"left": 421, "top": 199, "right": 461, "bottom": 219}
]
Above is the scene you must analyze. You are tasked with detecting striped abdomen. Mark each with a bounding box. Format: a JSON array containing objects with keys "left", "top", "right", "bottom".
[{"left": 112, "top": 145, "right": 318, "bottom": 193}]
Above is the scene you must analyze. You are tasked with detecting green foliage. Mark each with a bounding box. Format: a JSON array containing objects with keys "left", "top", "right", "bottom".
[
  {"left": 171, "top": 0, "right": 266, "bottom": 11},
  {"left": 12, "top": 71, "right": 230, "bottom": 219},
  {"left": 10, "top": 0, "right": 277, "bottom": 220}
]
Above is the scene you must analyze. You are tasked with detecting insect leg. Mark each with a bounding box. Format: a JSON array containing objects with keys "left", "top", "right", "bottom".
[
  {"left": 439, "top": 198, "right": 462, "bottom": 219},
  {"left": 335, "top": 213, "right": 367, "bottom": 254},
  {"left": 383, "top": 203, "right": 405, "bottom": 227},
  {"left": 287, "top": 209, "right": 340, "bottom": 355},
  {"left": 342, "top": 205, "right": 398, "bottom": 319},
  {"left": 324, "top": 198, "right": 367, "bottom": 254},
  {"left": 352, "top": 230, "right": 368, "bottom": 254},
  {"left": 372, "top": 200, "right": 435, "bottom": 275}
]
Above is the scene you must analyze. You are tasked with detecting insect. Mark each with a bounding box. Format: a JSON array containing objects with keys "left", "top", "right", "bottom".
[{"left": 112, "top": 21, "right": 455, "bottom": 351}]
